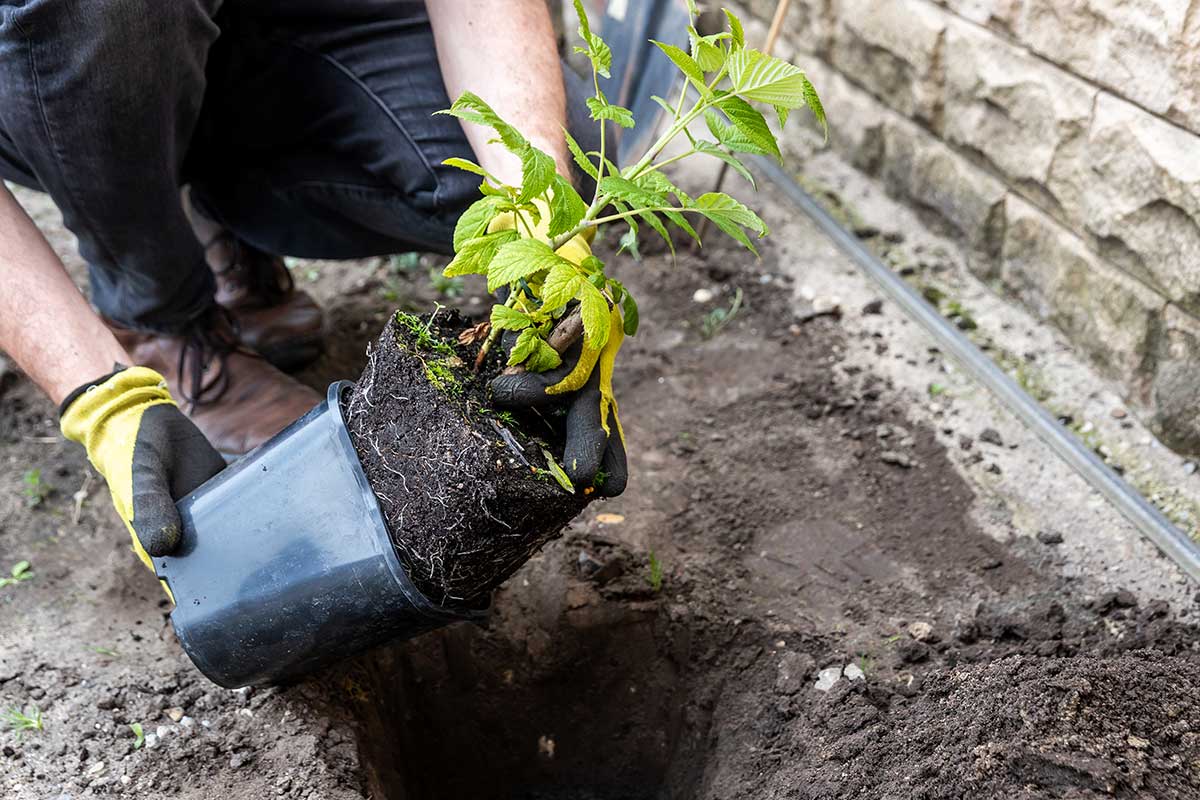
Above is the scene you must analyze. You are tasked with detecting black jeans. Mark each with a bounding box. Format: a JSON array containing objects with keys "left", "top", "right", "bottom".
[{"left": 0, "top": 0, "right": 595, "bottom": 332}]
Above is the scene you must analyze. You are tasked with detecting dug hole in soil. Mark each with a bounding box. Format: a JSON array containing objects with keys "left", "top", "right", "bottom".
[
  {"left": 329, "top": 232, "right": 1200, "bottom": 800},
  {"left": 4, "top": 195, "right": 1200, "bottom": 800}
]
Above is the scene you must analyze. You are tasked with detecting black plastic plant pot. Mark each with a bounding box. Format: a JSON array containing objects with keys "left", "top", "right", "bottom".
[{"left": 154, "top": 381, "right": 487, "bottom": 689}]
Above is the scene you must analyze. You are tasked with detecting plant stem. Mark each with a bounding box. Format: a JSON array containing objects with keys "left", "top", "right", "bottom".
[{"left": 473, "top": 290, "right": 520, "bottom": 372}]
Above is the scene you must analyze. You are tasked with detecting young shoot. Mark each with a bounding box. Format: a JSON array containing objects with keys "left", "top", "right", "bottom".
[
  {"left": 438, "top": 0, "right": 825, "bottom": 378},
  {"left": 2, "top": 705, "right": 43, "bottom": 737}
]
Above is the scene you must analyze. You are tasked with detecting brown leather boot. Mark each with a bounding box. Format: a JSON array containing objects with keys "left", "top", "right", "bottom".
[
  {"left": 183, "top": 188, "right": 325, "bottom": 372},
  {"left": 206, "top": 232, "right": 325, "bottom": 372},
  {"left": 105, "top": 309, "right": 323, "bottom": 456}
]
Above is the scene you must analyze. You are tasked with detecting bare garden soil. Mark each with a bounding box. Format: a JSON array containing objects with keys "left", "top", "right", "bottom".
[{"left": 3, "top": 227, "right": 1199, "bottom": 799}]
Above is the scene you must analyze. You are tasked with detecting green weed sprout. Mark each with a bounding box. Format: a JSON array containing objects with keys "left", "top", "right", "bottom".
[
  {"left": 439, "top": 0, "right": 824, "bottom": 381},
  {"left": 2, "top": 706, "right": 43, "bottom": 737},
  {"left": 22, "top": 469, "right": 45, "bottom": 507},
  {"left": 0, "top": 560, "right": 33, "bottom": 589},
  {"left": 130, "top": 722, "right": 145, "bottom": 750},
  {"left": 701, "top": 287, "right": 744, "bottom": 339},
  {"left": 647, "top": 550, "right": 664, "bottom": 592}
]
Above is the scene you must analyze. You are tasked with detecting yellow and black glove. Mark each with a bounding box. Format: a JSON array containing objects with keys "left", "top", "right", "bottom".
[
  {"left": 60, "top": 367, "right": 225, "bottom": 569},
  {"left": 487, "top": 199, "right": 628, "bottom": 497}
]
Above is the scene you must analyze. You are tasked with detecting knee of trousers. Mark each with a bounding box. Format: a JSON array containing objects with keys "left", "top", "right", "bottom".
[{"left": 2, "top": 0, "right": 223, "bottom": 82}]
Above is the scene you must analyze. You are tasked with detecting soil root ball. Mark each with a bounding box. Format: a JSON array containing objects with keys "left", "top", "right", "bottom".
[{"left": 343, "top": 311, "right": 591, "bottom": 605}]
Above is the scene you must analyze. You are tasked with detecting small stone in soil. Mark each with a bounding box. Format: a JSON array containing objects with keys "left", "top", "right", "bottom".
[
  {"left": 979, "top": 428, "right": 1004, "bottom": 446},
  {"left": 1185, "top": 461, "right": 1197, "bottom": 475},
  {"left": 1037, "top": 529, "right": 1064, "bottom": 545},
  {"left": 907, "top": 621, "right": 934, "bottom": 642},
  {"left": 814, "top": 666, "right": 842, "bottom": 692},
  {"left": 692, "top": 287, "right": 714, "bottom": 303},
  {"left": 843, "top": 663, "right": 866, "bottom": 681},
  {"left": 862, "top": 299, "right": 884, "bottom": 315},
  {"left": 880, "top": 450, "right": 913, "bottom": 468}
]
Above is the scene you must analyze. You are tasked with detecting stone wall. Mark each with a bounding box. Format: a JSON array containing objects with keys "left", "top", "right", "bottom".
[{"left": 734, "top": 0, "right": 1200, "bottom": 456}]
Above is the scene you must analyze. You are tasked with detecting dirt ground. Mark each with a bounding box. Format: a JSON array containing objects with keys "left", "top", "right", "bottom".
[{"left": 3, "top": 178, "right": 1200, "bottom": 799}]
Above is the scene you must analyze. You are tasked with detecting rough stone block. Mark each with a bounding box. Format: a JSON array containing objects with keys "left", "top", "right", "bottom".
[
  {"left": 1048, "top": 94, "right": 1200, "bottom": 314},
  {"left": 827, "top": 0, "right": 948, "bottom": 127},
  {"left": 942, "top": 20, "right": 1096, "bottom": 193},
  {"left": 880, "top": 118, "right": 1007, "bottom": 271},
  {"left": 1012, "top": 0, "right": 1200, "bottom": 131},
  {"left": 1001, "top": 196, "right": 1164, "bottom": 386},
  {"left": 938, "top": 0, "right": 1021, "bottom": 31},
  {"left": 1149, "top": 305, "right": 1200, "bottom": 456}
]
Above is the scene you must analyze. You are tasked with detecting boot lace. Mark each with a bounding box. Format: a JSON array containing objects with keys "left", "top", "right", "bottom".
[{"left": 177, "top": 306, "right": 253, "bottom": 411}]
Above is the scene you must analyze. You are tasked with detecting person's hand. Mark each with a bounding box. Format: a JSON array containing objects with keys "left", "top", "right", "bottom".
[
  {"left": 491, "top": 332, "right": 628, "bottom": 496},
  {"left": 486, "top": 197, "right": 627, "bottom": 496},
  {"left": 60, "top": 367, "right": 226, "bottom": 569}
]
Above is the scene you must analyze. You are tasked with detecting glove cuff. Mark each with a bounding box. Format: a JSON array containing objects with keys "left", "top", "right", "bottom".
[{"left": 60, "top": 366, "right": 176, "bottom": 448}]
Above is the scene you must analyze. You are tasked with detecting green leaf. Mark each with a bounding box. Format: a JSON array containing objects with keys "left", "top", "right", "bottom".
[
  {"left": 444, "top": 229, "right": 519, "bottom": 277},
  {"left": 518, "top": 145, "right": 556, "bottom": 203},
  {"left": 438, "top": 91, "right": 527, "bottom": 153},
  {"left": 693, "top": 192, "right": 769, "bottom": 254},
  {"left": 635, "top": 171, "right": 692, "bottom": 206},
  {"left": 131, "top": 723, "right": 145, "bottom": 751},
  {"left": 775, "top": 105, "right": 791, "bottom": 128},
  {"left": 618, "top": 227, "right": 641, "bottom": 260},
  {"left": 572, "top": 0, "right": 611, "bottom": 78},
  {"left": 578, "top": 281, "right": 612, "bottom": 349},
  {"left": 650, "top": 95, "right": 677, "bottom": 116},
  {"left": 599, "top": 175, "right": 666, "bottom": 208},
  {"left": 580, "top": 254, "right": 606, "bottom": 276},
  {"left": 573, "top": 0, "right": 592, "bottom": 40},
  {"left": 687, "top": 27, "right": 726, "bottom": 72},
  {"left": 695, "top": 192, "right": 768, "bottom": 235},
  {"left": 441, "top": 157, "right": 488, "bottom": 177},
  {"left": 705, "top": 110, "right": 773, "bottom": 157},
  {"left": 547, "top": 175, "right": 587, "bottom": 239},
  {"left": 802, "top": 73, "right": 828, "bottom": 139},
  {"left": 491, "top": 304, "right": 533, "bottom": 332},
  {"left": 12, "top": 561, "right": 30, "bottom": 579},
  {"left": 724, "top": 9, "right": 745, "bottom": 48},
  {"left": 621, "top": 289, "right": 640, "bottom": 336},
  {"left": 526, "top": 338, "right": 563, "bottom": 372},
  {"left": 662, "top": 208, "right": 700, "bottom": 244},
  {"left": 728, "top": 49, "right": 810, "bottom": 108},
  {"left": 507, "top": 328, "right": 538, "bottom": 365},
  {"left": 586, "top": 94, "right": 635, "bottom": 128},
  {"left": 540, "top": 447, "right": 575, "bottom": 493},
  {"left": 693, "top": 140, "right": 757, "bottom": 188},
  {"left": 453, "top": 196, "right": 502, "bottom": 250},
  {"left": 638, "top": 210, "right": 674, "bottom": 255},
  {"left": 487, "top": 238, "right": 569, "bottom": 292},
  {"left": 540, "top": 262, "right": 584, "bottom": 311},
  {"left": 717, "top": 96, "right": 782, "bottom": 161},
  {"left": 652, "top": 40, "right": 707, "bottom": 90},
  {"left": 563, "top": 128, "right": 598, "bottom": 180}
]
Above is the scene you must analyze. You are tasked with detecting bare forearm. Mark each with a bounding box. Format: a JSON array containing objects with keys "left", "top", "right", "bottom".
[
  {"left": 428, "top": 0, "right": 569, "bottom": 183},
  {"left": 0, "top": 185, "right": 128, "bottom": 405}
]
